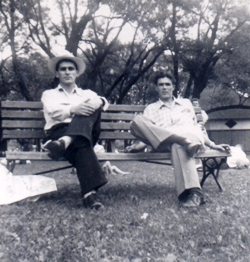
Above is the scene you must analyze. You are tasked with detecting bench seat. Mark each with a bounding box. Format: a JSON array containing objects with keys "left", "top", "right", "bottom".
[
  {"left": 1, "top": 101, "right": 231, "bottom": 191},
  {"left": 4, "top": 149, "right": 228, "bottom": 161}
]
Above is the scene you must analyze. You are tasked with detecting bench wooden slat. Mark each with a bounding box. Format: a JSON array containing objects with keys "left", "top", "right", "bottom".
[
  {"left": 1, "top": 101, "right": 145, "bottom": 112},
  {"left": 2, "top": 130, "right": 135, "bottom": 140},
  {"left": 99, "top": 132, "right": 135, "bottom": 139},
  {"left": 195, "top": 149, "right": 230, "bottom": 158},
  {"left": 5, "top": 151, "right": 170, "bottom": 161},
  {"left": 2, "top": 120, "right": 131, "bottom": 130},
  {"left": 101, "top": 113, "right": 136, "bottom": 121},
  {"left": 107, "top": 104, "right": 145, "bottom": 112},
  {"left": 5, "top": 149, "right": 230, "bottom": 161},
  {"left": 2, "top": 130, "right": 46, "bottom": 139},
  {"left": 2, "top": 120, "right": 46, "bottom": 128},
  {"left": 2, "top": 111, "right": 44, "bottom": 119},
  {"left": 1, "top": 101, "right": 43, "bottom": 109},
  {"left": 2, "top": 111, "right": 137, "bottom": 121},
  {"left": 101, "top": 122, "right": 131, "bottom": 130}
]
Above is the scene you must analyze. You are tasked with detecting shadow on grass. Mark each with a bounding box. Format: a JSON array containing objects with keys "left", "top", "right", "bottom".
[
  {"left": 38, "top": 182, "right": 177, "bottom": 209},
  {"left": 103, "top": 183, "right": 176, "bottom": 200}
]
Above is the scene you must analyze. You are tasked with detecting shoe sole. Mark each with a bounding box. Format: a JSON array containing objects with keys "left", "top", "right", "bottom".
[
  {"left": 42, "top": 140, "right": 52, "bottom": 151},
  {"left": 42, "top": 140, "right": 65, "bottom": 160}
]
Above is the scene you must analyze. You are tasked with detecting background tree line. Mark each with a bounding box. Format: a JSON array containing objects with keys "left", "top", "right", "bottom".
[{"left": 0, "top": 0, "right": 250, "bottom": 111}]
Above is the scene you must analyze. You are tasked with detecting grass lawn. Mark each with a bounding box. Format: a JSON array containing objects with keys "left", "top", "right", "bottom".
[{"left": 0, "top": 160, "right": 250, "bottom": 262}]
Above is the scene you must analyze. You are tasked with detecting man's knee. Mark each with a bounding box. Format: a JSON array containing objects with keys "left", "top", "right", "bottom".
[
  {"left": 131, "top": 115, "right": 148, "bottom": 132},
  {"left": 132, "top": 114, "right": 144, "bottom": 124}
]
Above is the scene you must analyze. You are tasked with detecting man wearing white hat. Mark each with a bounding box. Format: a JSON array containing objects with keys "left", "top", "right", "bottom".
[{"left": 41, "top": 51, "right": 109, "bottom": 209}]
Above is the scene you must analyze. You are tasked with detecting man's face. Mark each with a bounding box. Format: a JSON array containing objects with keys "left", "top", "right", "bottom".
[
  {"left": 55, "top": 61, "right": 78, "bottom": 86},
  {"left": 155, "top": 77, "right": 174, "bottom": 101}
]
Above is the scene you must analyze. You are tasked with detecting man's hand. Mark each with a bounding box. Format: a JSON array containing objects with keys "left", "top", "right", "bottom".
[
  {"left": 70, "top": 97, "right": 103, "bottom": 116},
  {"left": 87, "top": 97, "right": 103, "bottom": 110},
  {"left": 210, "top": 143, "right": 230, "bottom": 153},
  {"left": 70, "top": 100, "right": 96, "bottom": 116}
]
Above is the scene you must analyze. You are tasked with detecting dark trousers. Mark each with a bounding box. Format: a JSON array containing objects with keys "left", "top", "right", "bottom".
[{"left": 46, "top": 109, "right": 107, "bottom": 196}]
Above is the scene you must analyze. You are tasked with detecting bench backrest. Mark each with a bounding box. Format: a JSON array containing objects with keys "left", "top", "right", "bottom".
[
  {"left": 1, "top": 101, "right": 145, "bottom": 141},
  {"left": 1, "top": 100, "right": 205, "bottom": 146}
]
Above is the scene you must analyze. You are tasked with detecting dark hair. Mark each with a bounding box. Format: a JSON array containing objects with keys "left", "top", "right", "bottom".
[
  {"left": 153, "top": 72, "right": 174, "bottom": 85},
  {"left": 52, "top": 77, "right": 60, "bottom": 88},
  {"left": 55, "top": 59, "right": 78, "bottom": 71}
]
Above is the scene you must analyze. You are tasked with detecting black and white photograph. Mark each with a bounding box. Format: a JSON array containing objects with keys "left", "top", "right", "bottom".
[{"left": 0, "top": 0, "right": 250, "bottom": 261}]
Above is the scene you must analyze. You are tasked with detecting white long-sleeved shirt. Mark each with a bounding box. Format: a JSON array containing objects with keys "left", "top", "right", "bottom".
[{"left": 41, "top": 85, "right": 109, "bottom": 130}]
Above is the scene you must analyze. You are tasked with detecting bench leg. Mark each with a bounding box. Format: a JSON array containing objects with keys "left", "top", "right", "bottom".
[
  {"left": 106, "top": 140, "right": 113, "bottom": 152},
  {"left": 199, "top": 157, "right": 226, "bottom": 191}
]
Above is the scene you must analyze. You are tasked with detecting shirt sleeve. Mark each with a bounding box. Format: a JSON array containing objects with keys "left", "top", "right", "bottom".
[
  {"left": 186, "top": 99, "right": 198, "bottom": 125},
  {"left": 100, "top": 96, "right": 109, "bottom": 111},
  {"left": 41, "top": 90, "right": 72, "bottom": 122},
  {"left": 84, "top": 89, "right": 109, "bottom": 111}
]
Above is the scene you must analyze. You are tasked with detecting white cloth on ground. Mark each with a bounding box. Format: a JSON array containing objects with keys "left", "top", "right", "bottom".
[{"left": 0, "top": 163, "right": 57, "bottom": 205}]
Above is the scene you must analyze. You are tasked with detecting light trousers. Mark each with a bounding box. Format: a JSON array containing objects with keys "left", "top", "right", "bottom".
[{"left": 130, "top": 115, "right": 203, "bottom": 197}]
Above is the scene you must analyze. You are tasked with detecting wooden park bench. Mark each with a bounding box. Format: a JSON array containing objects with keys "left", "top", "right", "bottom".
[{"left": 1, "top": 101, "right": 231, "bottom": 191}]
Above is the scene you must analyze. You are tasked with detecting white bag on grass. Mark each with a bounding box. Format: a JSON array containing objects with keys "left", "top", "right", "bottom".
[
  {"left": 226, "top": 144, "right": 250, "bottom": 169},
  {"left": 0, "top": 163, "right": 57, "bottom": 205}
]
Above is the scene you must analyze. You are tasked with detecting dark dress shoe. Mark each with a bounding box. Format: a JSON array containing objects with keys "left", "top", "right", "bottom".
[
  {"left": 83, "top": 193, "right": 104, "bottom": 210},
  {"left": 182, "top": 193, "right": 205, "bottom": 208},
  {"left": 43, "top": 139, "right": 65, "bottom": 160}
]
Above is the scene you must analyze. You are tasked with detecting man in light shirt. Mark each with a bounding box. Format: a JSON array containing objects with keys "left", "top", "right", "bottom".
[
  {"left": 126, "top": 72, "right": 228, "bottom": 207},
  {"left": 41, "top": 52, "right": 109, "bottom": 209}
]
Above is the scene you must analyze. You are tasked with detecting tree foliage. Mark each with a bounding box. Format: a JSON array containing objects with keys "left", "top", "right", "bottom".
[{"left": 0, "top": 0, "right": 250, "bottom": 110}]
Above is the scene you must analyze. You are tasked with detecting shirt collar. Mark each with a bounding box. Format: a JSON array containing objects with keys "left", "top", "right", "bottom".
[
  {"left": 157, "top": 97, "right": 181, "bottom": 109},
  {"left": 56, "top": 84, "right": 79, "bottom": 94}
]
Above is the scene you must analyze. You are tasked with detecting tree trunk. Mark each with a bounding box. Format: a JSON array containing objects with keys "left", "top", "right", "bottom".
[
  {"left": 65, "top": 15, "right": 92, "bottom": 56},
  {"left": 9, "top": 0, "right": 32, "bottom": 101},
  {"left": 184, "top": 74, "right": 194, "bottom": 99},
  {"left": 170, "top": 1, "right": 179, "bottom": 97}
]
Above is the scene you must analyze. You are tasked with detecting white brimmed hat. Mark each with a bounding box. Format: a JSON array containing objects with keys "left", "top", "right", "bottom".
[{"left": 48, "top": 50, "right": 86, "bottom": 75}]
